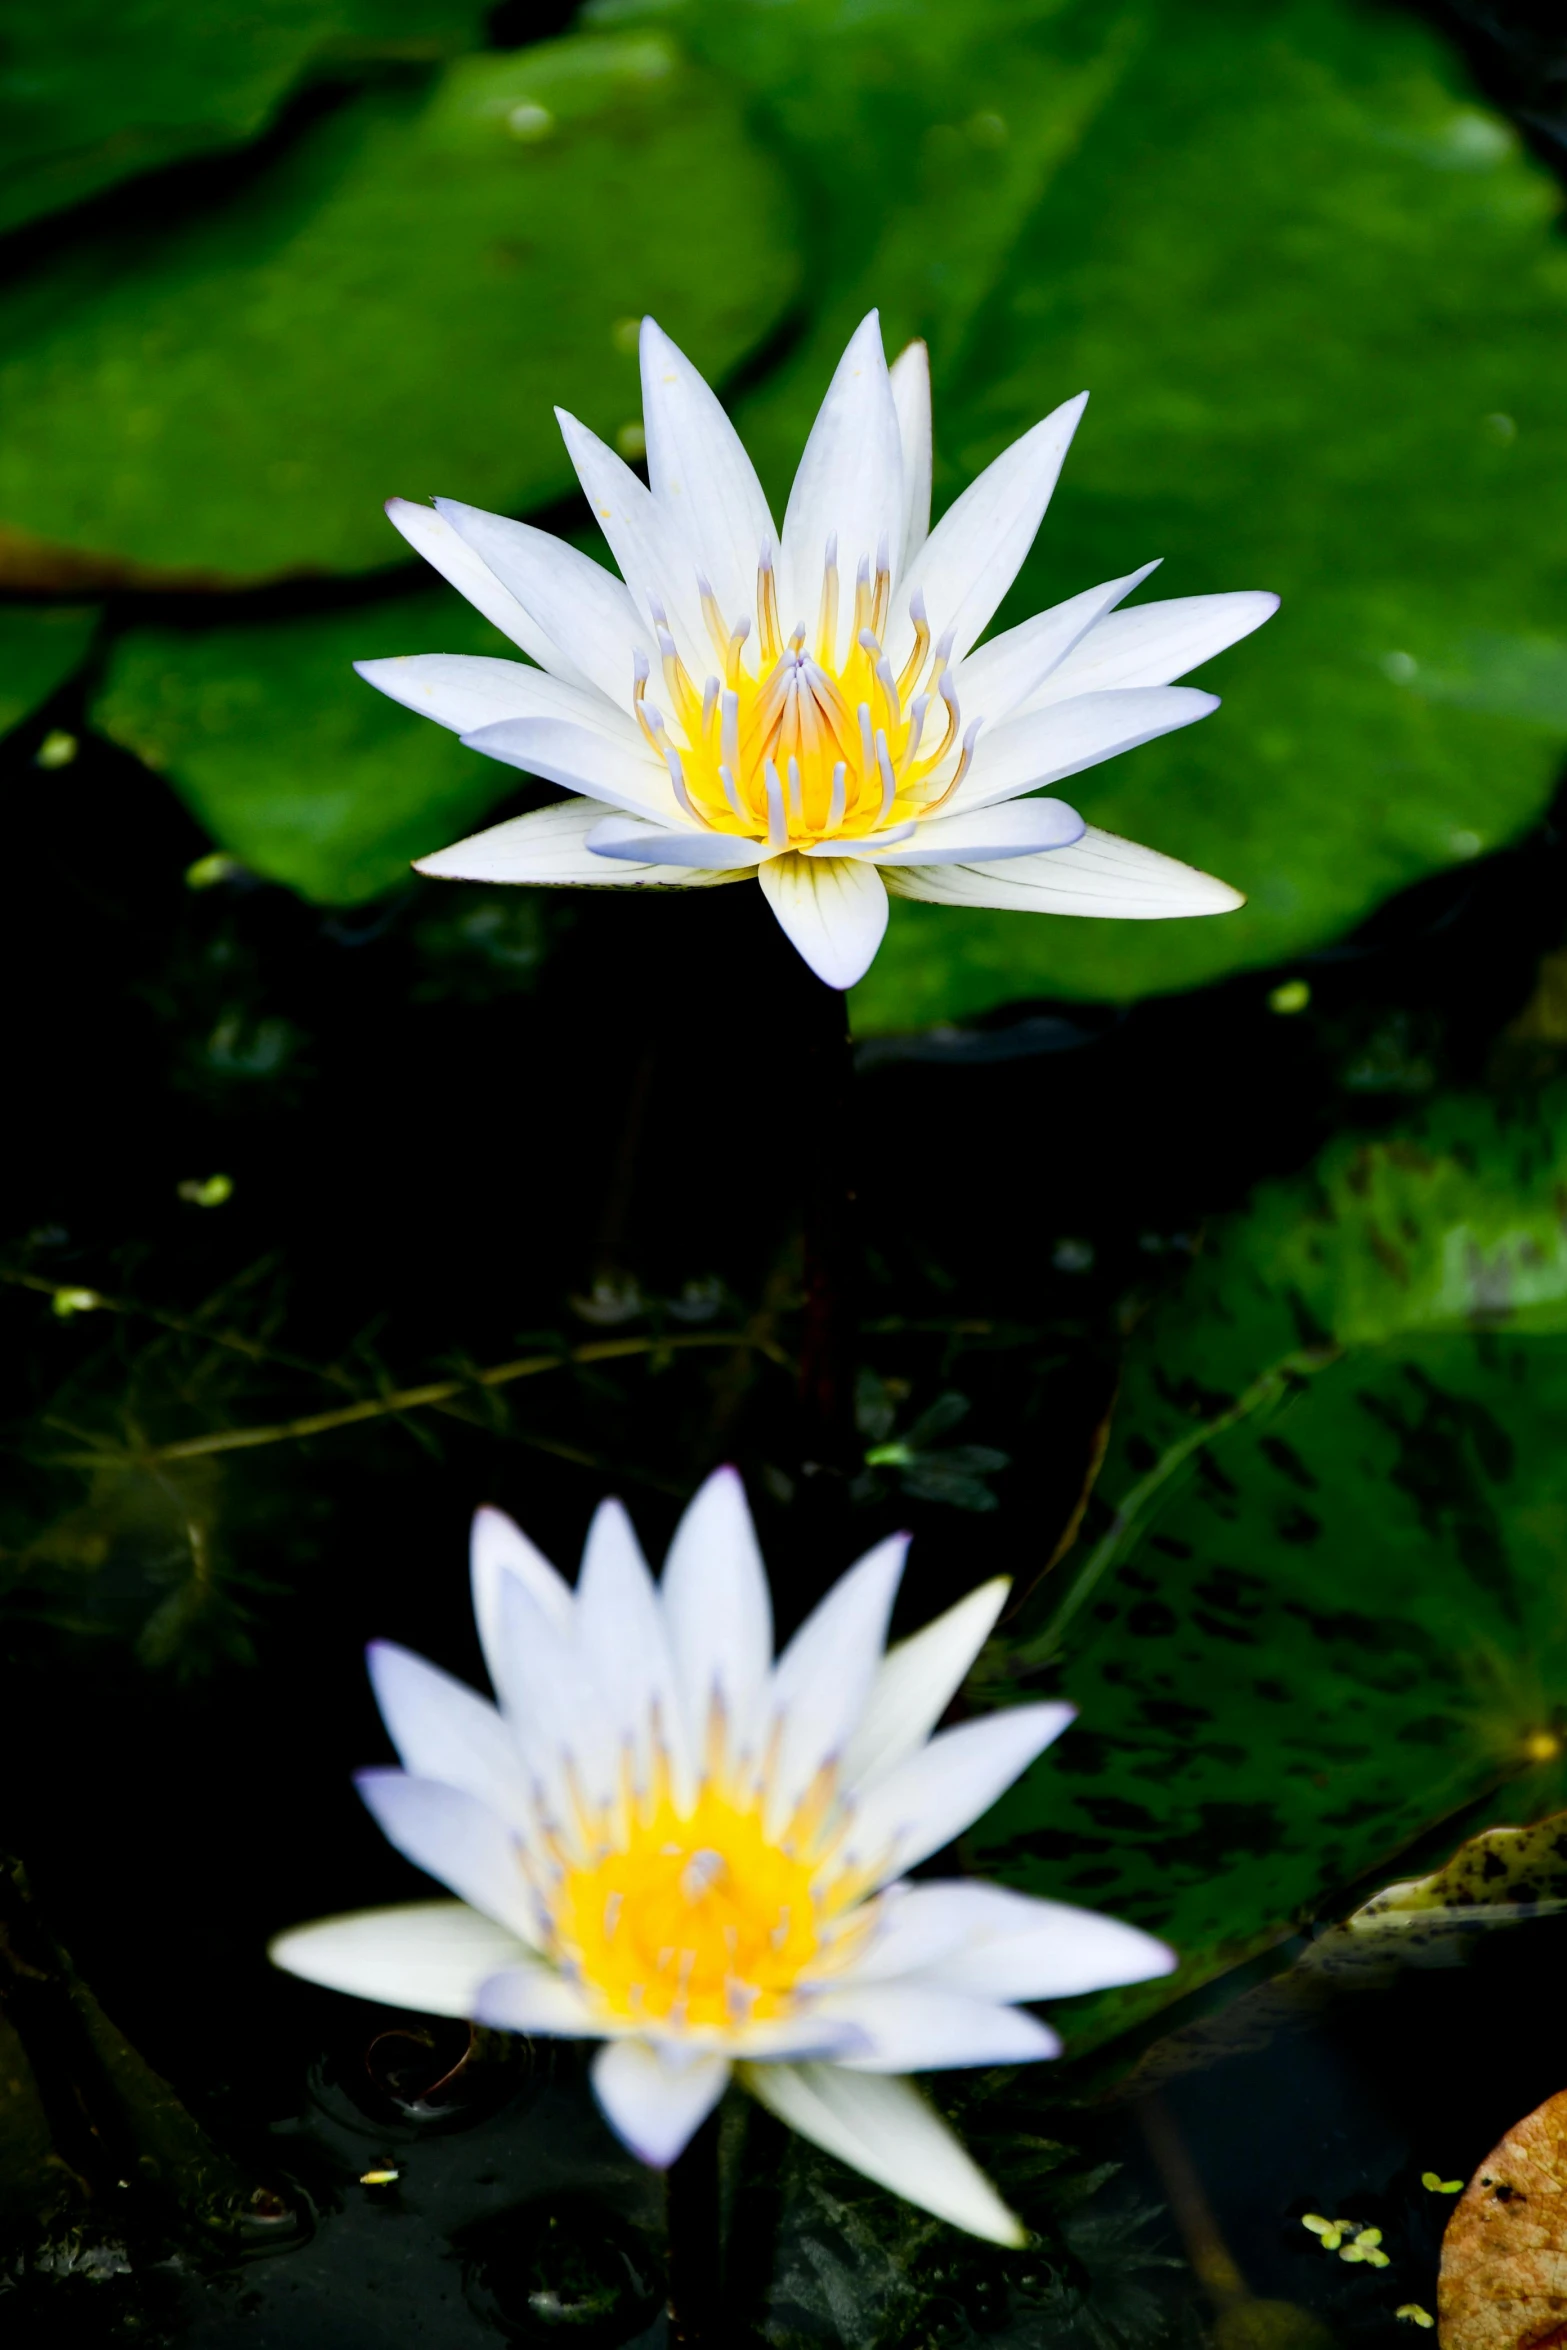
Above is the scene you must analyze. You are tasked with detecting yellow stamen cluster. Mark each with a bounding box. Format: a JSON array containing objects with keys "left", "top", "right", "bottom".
[
  {"left": 539, "top": 1732, "right": 870, "bottom": 2035},
  {"left": 633, "top": 544, "right": 976, "bottom": 853}
]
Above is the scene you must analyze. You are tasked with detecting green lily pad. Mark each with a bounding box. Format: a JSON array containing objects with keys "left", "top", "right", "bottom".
[
  {"left": 0, "top": 0, "right": 491, "bottom": 239},
  {"left": 0, "top": 606, "right": 99, "bottom": 738},
  {"left": 966, "top": 1085, "right": 1567, "bottom": 2056},
  {"left": 0, "top": 30, "right": 798, "bottom": 582},
  {"left": 627, "top": 0, "right": 1567, "bottom": 1020},
  {"left": 94, "top": 595, "right": 522, "bottom": 898}
]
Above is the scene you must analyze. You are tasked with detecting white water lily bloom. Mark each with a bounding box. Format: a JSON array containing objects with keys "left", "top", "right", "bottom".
[
  {"left": 365, "top": 313, "right": 1276, "bottom": 988},
  {"left": 271, "top": 1469, "right": 1172, "bottom": 2243}
]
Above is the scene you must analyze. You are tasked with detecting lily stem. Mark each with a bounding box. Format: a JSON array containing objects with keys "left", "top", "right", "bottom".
[
  {"left": 666, "top": 2105, "right": 724, "bottom": 2344},
  {"left": 795, "top": 967, "right": 861, "bottom": 1482}
]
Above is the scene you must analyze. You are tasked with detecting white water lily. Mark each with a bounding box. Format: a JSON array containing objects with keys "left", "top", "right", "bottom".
[
  {"left": 365, "top": 313, "right": 1276, "bottom": 988},
  {"left": 271, "top": 1468, "right": 1171, "bottom": 2243}
]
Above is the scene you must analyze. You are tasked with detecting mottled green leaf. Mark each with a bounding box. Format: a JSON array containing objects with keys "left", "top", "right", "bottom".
[
  {"left": 968, "top": 1087, "right": 1567, "bottom": 2055},
  {"left": 94, "top": 595, "right": 522, "bottom": 898},
  {"left": 0, "top": 0, "right": 490, "bottom": 237},
  {"left": 620, "top": 0, "right": 1567, "bottom": 1020},
  {"left": 0, "top": 606, "right": 98, "bottom": 738},
  {"left": 0, "top": 32, "right": 798, "bottom": 581}
]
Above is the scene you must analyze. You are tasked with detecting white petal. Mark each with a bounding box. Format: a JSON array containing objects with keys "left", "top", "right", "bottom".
[
  {"left": 555, "top": 407, "right": 710, "bottom": 676},
  {"left": 843, "top": 1703, "right": 1076, "bottom": 1885},
  {"left": 492, "top": 1568, "right": 622, "bottom": 1816},
  {"left": 269, "top": 1900, "right": 529, "bottom": 2019},
  {"left": 952, "top": 562, "right": 1161, "bottom": 728},
  {"left": 764, "top": 1533, "right": 908, "bottom": 1836},
  {"left": 874, "top": 799, "right": 1084, "bottom": 866},
  {"left": 458, "top": 716, "right": 678, "bottom": 823},
  {"left": 895, "top": 1882, "right": 1175, "bottom": 2003},
  {"left": 366, "top": 1641, "right": 528, "bottom": 1830},
  {"left": 739, "top": 2063, "right": 1024, "bottom": 2246},
  {"left": 812, "top": 1984, "right": 1060, "bottom": 2071},
  {"left": 471, "top": 1504, "right": 573, "bottom": 1707},
  {"left": 416, "top": 796, "right": 740, "bottom": 889},
  {"left": 946, "top": 687, "right": 1219, "bottom": 817},
  {"left": 1024, "top": 589, "right": 1280, "bottom": 708},
  {"left": 780, "top": 313, "right": 904, "bottom": 668},
  {"left": 640, "top": 316, "right": 777, "bottom": 639},
  {"left": 888, "top": 393, "right": 1088, "bottom": 673},
  {"left": 355, "top": 1769, "right": 540, "bottom": 1940},
  {"left": 592, "top": 2040, "right": 731, "bottom": 2168},
  {"left": 472, "top": 1961, "right": 601, "bottom": 2037},
  {"left": 757, "top": 852, "right": 889, "bottom": 989},
  {"left": 434, "top": 498, "right": 655, "bottom": 709},
  {"left": 586, "top": 814, "right": 769, "bottom": 870},
  {"left": 356, "top": 653, "right": 640, "bottom": 745},
  {"left": 659, "top": 1465, "right": 774, "bottom": 1758},
  {"left": 842, "top": 1579, "right": 1010, "bottom": 1791},
  {"left": 574, "top": 1499, "right": 692, "bottom": 1806},
  {"left": 888, "top": 339, "right": 932, "bottom": 575},
  {"left": 385, "top": 497, "right": 586, "bottom": 681},
  {"left": 883, "top": 825, "right": 1245, "bottom": 918}
]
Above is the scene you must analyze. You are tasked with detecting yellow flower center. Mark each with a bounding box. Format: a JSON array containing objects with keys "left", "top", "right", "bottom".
[
  {"left": 543, "top": 1761, "right": 869, "bottom": 2035},
  {"left": 634, "top": 545, "right": 976, "bottom": 853}
]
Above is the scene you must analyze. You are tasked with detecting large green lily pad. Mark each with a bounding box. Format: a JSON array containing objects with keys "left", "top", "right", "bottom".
[
  {"left": 0, "top": 31, "right": 798, "bottom": 582},
  {"left": 635, "top": 0, "right": 1567, "bottom": 1020},
  {"left": 967, "top": 1086, "right": 1567, "bottom": 2056},
  {"left": 0, "top": 607, "right": 99, "bottom": 739},
  {"left": 0, "top": 0, "right": 490, "bottom": 239},
  {"left": 94, "top": 595, "right": 523, "bottom": 897}
]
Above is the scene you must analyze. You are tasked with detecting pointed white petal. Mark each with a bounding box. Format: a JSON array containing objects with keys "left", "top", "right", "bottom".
[
  {"left": 764, "top": 1533, "right": 908, "bottom": 1837},
  {"left": 269, "top": 1901, "right": 529, "bottom": 2019},
  {"left": 780, "top": 313, "right": 904, "bottom": 667},
  {"left": 417, "top": 796, "right": 740, "bottom": 889},
  {"left": 356, "top": 653, "right": 640, "bottom": 745},
  {"left": 888, "top": 393, "right": 1088, "bottom": 673},
  {"left": 555, "top": 408, "right": 709, "bottom": 675},
  {"left": 385, "top": 497, "right": 585, "bottom": 680},
  {"left": 472, "top": 1961, "right": 601, "bottom": 2037},
  {"left": 843, "top": 1704, "right": 1076, "bottom": 1885},
  {"left": 1024, "top": 590, "right": 1280, "bottom": 708},
  {"left": 434, "top": 498, "right": 655, "bottom": 710},
  {"left": 883, "top": 825, "right": 1245, "bottom": 918},
  {"left": 952, "top": 562, "right": 1162, "bottom": 728},
  {"left": 586, "top": 814, "right": 769, "bottom": 870},
  {"left": 367, "top": 1642, "right": 527, "bottom": 1828},
  {"left": 895, "top": 1883, "right": 1176, "bottom": 2003},
  {"left": 640, "top": 316, "right": 777, "bottom": 638},
  {"left": 574, "top": 1499, "right": 692, "bottom": 1804},
  {"left": 812, "top": 1984, "right": 1060, "bottom": 2071},
  {"left": 842, "top": 1579, "right": 1010, "bottom": 1791},
  {"left": 740, "top": 2063, "right": 1024, "bottom": 2246},
  {"left": 757, "top": 852, "right": 889, "bottom": 989},
  {"left": 458, "top": 716, "right": 678, "bottom": 824},
  {"left": 471, "top": 1505, "right": 573, "bottom": 1709},
  {"left": 355, "top": 1770, "right": 540, "bottom": 1940},
  {"left": 591, "top": 2040, "right": 731, "bottom": 2168},
  {"left": 491, "top": 1569, "right": 622, "bottom": 1816},
  {"left": 946, "top": 687, "right": 1218, "bottom": 817},
  {"left": 888, "top": 339, "right": 932, "bottom": 575},
  {"left": 872, "top": 799, "right": 1084, "bottom": 865},
  {"left": 659, "top": 1465, "right": 774, "bottom": 1756}
]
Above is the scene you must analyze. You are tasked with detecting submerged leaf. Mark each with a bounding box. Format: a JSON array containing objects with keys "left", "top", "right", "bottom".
[{"left": 1439, "top": 2090, "right": 1567, "bottom": 2350}]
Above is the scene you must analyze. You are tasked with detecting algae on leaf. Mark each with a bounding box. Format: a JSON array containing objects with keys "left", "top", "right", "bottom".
[
  {"left": 968, "top": 1087, "right": 1567, "bottom": 2056},
  {"left": 0, "top": 33, "right": 799, "bottom": 583},
  {"left": 94, "top": 595, "right": 530, "bottom": 901}
]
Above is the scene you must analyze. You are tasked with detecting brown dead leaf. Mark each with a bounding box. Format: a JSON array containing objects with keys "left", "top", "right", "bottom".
[{"left": 1439, "top": 2088, "right": 1567, "bottom": 2350}]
